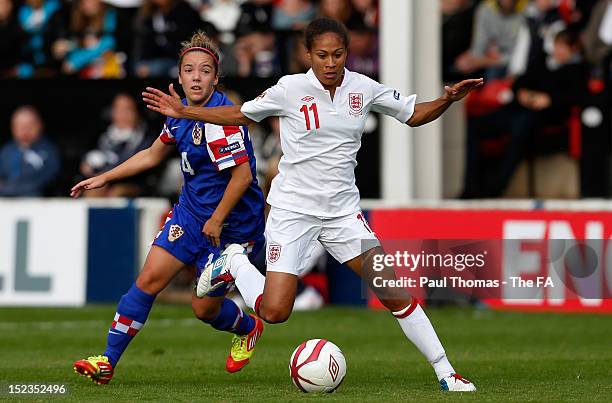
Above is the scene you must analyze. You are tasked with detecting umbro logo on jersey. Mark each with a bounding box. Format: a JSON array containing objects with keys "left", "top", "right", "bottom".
[
  {"left": 301, "top": 96, "right": 315, "bottom": 102},
  {"left": 393, "top": 90, "right": 401, "bottom": 100}
]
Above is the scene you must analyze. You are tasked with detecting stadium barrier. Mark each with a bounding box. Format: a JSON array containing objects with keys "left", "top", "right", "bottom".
[
  {"left": 2, "top": 198, "right": 611, "bottom": 313},
  {"left": 362, "top": 199, "right": 612, "bottom": 313},
  {"left": 0, "top": 198, "right": 169, "bottom": 306}
]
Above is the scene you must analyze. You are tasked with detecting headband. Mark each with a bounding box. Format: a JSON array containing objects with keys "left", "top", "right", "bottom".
[{"left": 180, "top": 47, "right": 219, "bottom": 65}]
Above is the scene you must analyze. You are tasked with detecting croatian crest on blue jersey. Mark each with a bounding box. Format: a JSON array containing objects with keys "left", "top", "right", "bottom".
[{"left": 192, "top": 123, "right": 203, "bottom": 145}]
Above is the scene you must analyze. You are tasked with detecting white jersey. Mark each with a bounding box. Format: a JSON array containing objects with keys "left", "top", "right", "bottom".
[{"left": 241, "top": 68, "right": 417, "bottom": 217}]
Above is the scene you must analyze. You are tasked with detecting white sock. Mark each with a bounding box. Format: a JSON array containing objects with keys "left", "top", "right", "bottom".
[
  {"left": 230, "top": 253, "right": 265, "bottom": 310},
  {"left": 393, "top": 303, "right": 455, "bottom": 380}
]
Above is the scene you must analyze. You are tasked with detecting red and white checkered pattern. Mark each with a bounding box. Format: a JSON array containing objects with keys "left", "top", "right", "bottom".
[
  {"left": 111, "top": 313, "right": 144, "bottom": 336},
  {"left": 159, "top": 123, "right": 176, "bottom": 144},
  {"left": 204, "top": 124, "right": 249, "bottom": 171}
]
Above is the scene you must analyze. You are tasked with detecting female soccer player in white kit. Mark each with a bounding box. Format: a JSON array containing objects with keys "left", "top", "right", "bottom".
[{"left": 144, "top": 18, "right": 483, "bottom": 391}]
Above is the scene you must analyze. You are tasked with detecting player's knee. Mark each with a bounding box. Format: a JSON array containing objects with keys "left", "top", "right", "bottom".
[
  {"left": 260, "top": 306, "right": 291, "bottom": 324},
  {"left": 135, "top": 272, "right": 162, "bottom": 295},
  {"left": 192, "top": 303, "right": 220, "bottom": 322},
  {"left": 381, "top": 296, "right": 413, "bottom": 313}
]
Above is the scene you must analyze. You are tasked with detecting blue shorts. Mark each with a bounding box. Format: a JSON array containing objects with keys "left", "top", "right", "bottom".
[{"left": 153, "top": 203, "right": 264, "bottom": 296}]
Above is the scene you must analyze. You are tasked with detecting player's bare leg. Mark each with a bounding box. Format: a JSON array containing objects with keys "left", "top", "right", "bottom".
[
  {"left": 256, "top": 271, "right": 298, "bottom": 323},
  {"left": 136, "top": 246, "right": 187, "bottom": 294},
  {"left": 74, "top": 246, "right": 186, "bottom": 384},
  {"left": 197, "top": 244, "right": 298, "bottom": 322},
  {"left": 345, "top": 246, "right": 476, "bottom": 392}
]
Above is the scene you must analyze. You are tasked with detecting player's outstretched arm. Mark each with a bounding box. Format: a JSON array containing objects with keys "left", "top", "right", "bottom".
[
  {"left": 143, "top": 84, "right": 254, "bottom": 126},
  {"left": 407, "top": 78, "right": 484, "bottom": 127},
  {"left": 70, "top": 138, "right": 173, "bottom": 198}
]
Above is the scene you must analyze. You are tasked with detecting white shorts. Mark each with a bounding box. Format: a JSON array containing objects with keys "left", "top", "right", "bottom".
[{"left": 265, "top": 206, "right": 380, "bottom": 276}]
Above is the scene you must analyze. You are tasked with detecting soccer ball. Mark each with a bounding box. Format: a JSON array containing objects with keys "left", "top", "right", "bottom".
[{"left": 289, "top": 339, "right": 346, "bottom": 393}]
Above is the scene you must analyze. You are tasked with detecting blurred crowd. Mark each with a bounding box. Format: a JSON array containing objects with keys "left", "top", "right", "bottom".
[
  {"left": 443, "top": 0, "right": 612, "bottom": 198},
  {"left": 0, "top": 89, "right": 290, "bottom": 201},
  {"left": 2, "top": 0, "right": 612, "bottom": 201},
  {"left": 0, "top": 0, "right": 378, "bottom": 79}
]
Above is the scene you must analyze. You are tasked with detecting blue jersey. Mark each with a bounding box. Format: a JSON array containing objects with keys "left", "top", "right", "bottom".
[{"left": 159, "top": 90, "right": 265, "bottom": 239}]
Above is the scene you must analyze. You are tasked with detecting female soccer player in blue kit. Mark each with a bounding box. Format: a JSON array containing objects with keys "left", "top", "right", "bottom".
[{"left": 70, "top": 32, "right": 266, "bottom": 384}]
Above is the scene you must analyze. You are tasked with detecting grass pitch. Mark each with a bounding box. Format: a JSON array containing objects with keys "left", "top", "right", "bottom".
[{"left": 1, "top": 305, "right": 610, "bottom": 402}]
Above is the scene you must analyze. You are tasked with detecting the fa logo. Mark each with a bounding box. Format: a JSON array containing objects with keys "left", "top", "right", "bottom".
[
  {"left": 328, "top": 354, "right": 340, "bottom": 382},
  {"left": 168, "top": 224, "right": 184, "bottom": 242},
  {"left": 268, "top": 243, "right": 282, "bottom": 263},
  {"left": 348, "top": 93, "right": 363, "bottom": 116},
  {"left": 192, "top": 123, "right": 203, "bottom": 145}
]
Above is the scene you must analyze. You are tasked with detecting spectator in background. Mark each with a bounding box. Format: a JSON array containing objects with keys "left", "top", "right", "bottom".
[
  {"left": 17, "top": 0, "right": 61, "bottom": 77},
  {"left": 0, "top": 0, "right": 24, "bottom": 77},
  {"left": 197, "top": 0, "right": 241, "bottom": 44},
  {"left": 0, "top": 106, "right": 60, "bottom": 197},
  {"left": 132, "top": 0, "right": 201, "bottom": 78},
  {"left": 272, "top": 0, "right": 316, "bottom": 31},
  {"left": 232, "top": 0, "right": 279, "bottom": 77},
  {"left": 234, "top": 0, "right": 274, "bottom": 38},
  {"left": 346, "top": 25, "right": 378, "bottom": 76},
  {"left": 510, "top": 29, "right": 588, "bottom": 198},
  {"left": 51, "top": 0, "right": 123, "bottom": 78},
  {"left": 318, "top": 0, "right": 371, "bottom": 29},
  {"left": 442, "top": 0, "right": 476, "bottom": 82},
  {"left": 508, "top": 0, "right": 564, "bottom": 78},
  {"left": 287, "top": 31, "right": 310, "bottom": 73},
  {"left": 583, "top": 0, "right": 612, "bottom": 69},
  {"left": 233, "top": 30, "right": 280, "bottom": 77},
  {"left": 463, "top": 28, "right": 588, "bottom": 198},
  {"left": 514, "top": 29, "right": 588, "bottom": 134},
  {"left": 80, "top": 93, "right": 153, "bottom": 197},
  {"left": 350, "top": 0, "right": 378, "bottom": 29},
  {"left": 318, "top": 0, "right": 352, "bottom": 25},
  {"left": 559, "top": 0, "right": 599, "bottom": 31},
  {"left": 456, "top": 0, "right": 527, "bottom": 79}
]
